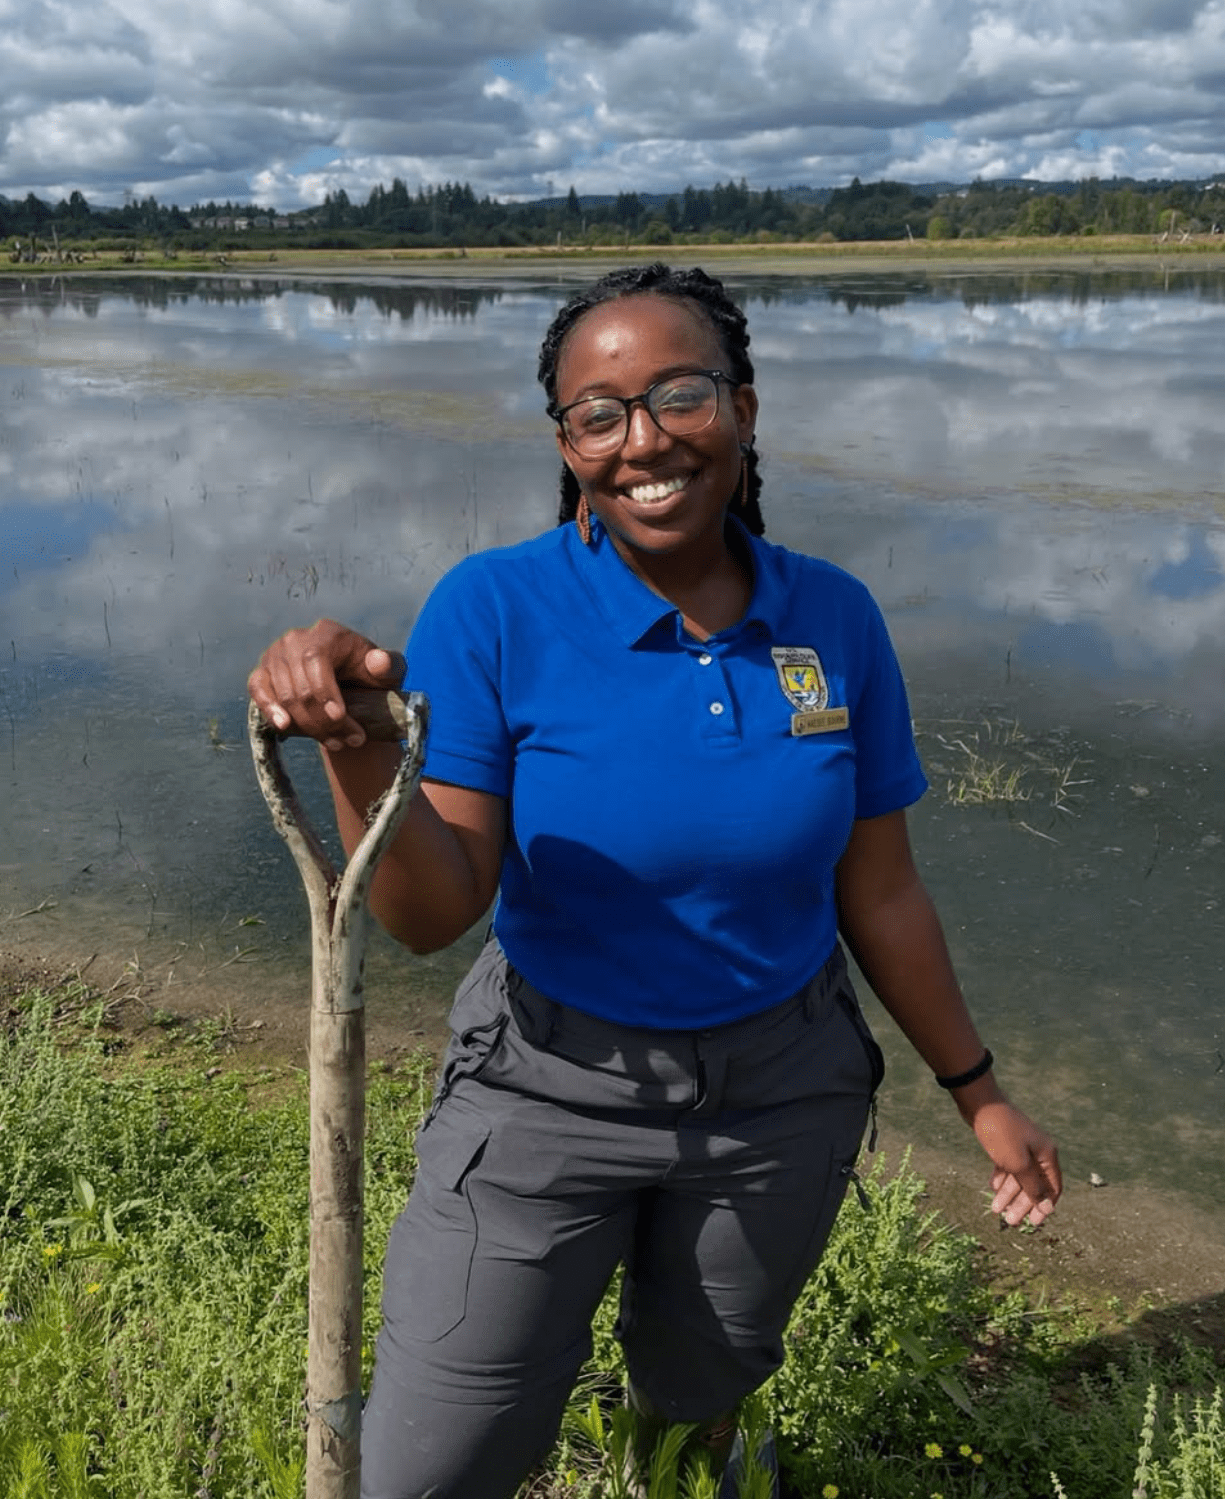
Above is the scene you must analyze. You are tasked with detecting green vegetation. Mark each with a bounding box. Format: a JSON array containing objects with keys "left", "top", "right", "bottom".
[
  {"left": 4, "top": 173, "right": 1224, "bottom": 261},
  {"left": 2, "top": 982, "right": 1222, "bottom": 1497},
  {"left": 922, "top": 718, "right": 1095, "bottom": 828}
]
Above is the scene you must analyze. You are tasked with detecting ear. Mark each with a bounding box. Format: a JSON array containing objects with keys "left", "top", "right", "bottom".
[
  {"left": 554, "top": 424, "right": 574, "bottom": 469},
  {"left": 732, "top": 383, "right": 758, "bottom": 447}
]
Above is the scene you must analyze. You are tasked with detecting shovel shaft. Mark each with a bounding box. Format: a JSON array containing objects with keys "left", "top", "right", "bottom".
[{"left": 249, "top": 687, "right": 429, "bottom": 1499}]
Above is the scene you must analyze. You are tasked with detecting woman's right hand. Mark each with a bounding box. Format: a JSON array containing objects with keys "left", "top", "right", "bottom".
[{"left": 247, "top": 619, "right": 406, "bottom": 752}]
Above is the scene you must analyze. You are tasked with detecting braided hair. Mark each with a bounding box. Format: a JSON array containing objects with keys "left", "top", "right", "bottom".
[{"left": 537, "top": 263, "right": 765, "bottom": 537}]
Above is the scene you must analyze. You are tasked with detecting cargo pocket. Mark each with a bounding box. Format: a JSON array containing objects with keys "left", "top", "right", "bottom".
[{"left": 384, "top": 1109, "right": 492, "bottom": 1344}]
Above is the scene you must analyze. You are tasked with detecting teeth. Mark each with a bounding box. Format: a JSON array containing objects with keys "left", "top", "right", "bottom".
[{"left": 627, "top": 475, "right": 688, "bottom": 504}]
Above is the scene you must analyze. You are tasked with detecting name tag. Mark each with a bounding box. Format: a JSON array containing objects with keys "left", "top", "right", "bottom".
[{"left": 792, "top": 707, "right": 849, "bottom": 737}]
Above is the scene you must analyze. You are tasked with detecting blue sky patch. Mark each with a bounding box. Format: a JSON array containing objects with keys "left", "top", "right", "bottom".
[
  {"left": 488, "top": 51, "right": 551, "bottom": 95},
  {"left": 1148, "top": 531, "right": 1224, "bottom": 601},
  {"left": 1, "top": 501, "right": 121, "bottom": 586}
]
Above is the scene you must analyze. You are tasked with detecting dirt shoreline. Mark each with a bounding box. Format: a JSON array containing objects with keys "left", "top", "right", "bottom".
[{"left": 5, "top": 933, "right": 1223, "bottom": 1333}]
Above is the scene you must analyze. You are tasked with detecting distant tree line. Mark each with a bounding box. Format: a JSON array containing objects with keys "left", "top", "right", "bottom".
[
  {"left": 309, "top": 175, "right": 1223, "bottom": 245},
  {"left": 1, "top": 191, "right": 193, "bottom": 241},
  {"left": 3, "top": 175, "right": 1223, "bottom": 251},
  {"left": 920, "top": 177, "right": 1223, "bottom": 240}
]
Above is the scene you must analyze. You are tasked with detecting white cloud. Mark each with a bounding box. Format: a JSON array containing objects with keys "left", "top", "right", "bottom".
[{"left": 0, "top": 0, "right": 1222, "bottom": 207}]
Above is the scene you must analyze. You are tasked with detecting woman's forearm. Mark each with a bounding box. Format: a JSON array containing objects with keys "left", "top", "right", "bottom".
[
  {"left": 834, "top": 809, "right": 1006, "bottom": 1123},
  {"left": 837, "top": 874, "right": 1006, "bottom": 1122}
]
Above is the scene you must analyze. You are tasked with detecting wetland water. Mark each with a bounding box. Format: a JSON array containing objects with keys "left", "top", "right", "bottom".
[{"left": 1, "top": 267, "right": 1222, "bottom": 1229}]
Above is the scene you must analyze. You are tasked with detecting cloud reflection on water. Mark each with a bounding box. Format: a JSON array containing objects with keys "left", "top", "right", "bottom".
[
  {"left": 0, "top": 274, "right": 1222, "bottom": 789},
  {"left": 752, "top": 284, "right": 1225, "bottom": 502}
]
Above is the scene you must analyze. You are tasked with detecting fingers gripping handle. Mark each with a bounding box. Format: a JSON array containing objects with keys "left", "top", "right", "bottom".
[{"left": 258, "top": 687, "right": 423, "bottom": 745}]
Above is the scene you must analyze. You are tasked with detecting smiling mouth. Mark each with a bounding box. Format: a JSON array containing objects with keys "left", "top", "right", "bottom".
[{"left": 624, "top": 473, "right": 691, "bottom": 505}]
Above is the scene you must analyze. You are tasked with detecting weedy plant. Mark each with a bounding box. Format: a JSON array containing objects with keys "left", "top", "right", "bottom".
[
  {"left": 927, "top": 717, "right": 1095, "bottom": 822},
  {"left": 934, "top": 719, "right": 1031, "bottom": 806},
  {"left": 2, "top": 983, "right": 1222, "bottom": 1498}
]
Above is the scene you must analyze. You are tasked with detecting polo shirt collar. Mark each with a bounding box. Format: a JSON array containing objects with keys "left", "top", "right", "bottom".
[
  {"left": 730, "top": 516, "right": 789, "bottom": 642},
  {"left": 574, "top": 513, "right": 789, "bottom": 648},
  {"left": 573, "top": 516, "right": 680, "bottom": 647}
]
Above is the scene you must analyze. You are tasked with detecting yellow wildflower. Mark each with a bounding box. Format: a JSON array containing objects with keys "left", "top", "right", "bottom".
[
  {"left": 85, "top": 1282, "right": 102, "bottom": 1295},
  {"left": 972, "top": 1453, "right": 985, "bottom": 1465},
  {"left": 925, "top": 1442, "right": 944, "bottom": 1459},
  {"left": 43, "top": 1244, "right": 63, "bottom": 1258},
  {"left": 959, "top": 1444, "right": 973, "bottom": 1457},
  {"left": 822, "top": 1487, "right": 840, "bottom": 1498}
]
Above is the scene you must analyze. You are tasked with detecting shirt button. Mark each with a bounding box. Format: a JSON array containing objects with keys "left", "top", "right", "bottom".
[
  {"left": 698, "top": 653, "right": 713, "bottom": 666},
  {"left": 709, "top": 702, "right": 724, "bottom": 716}
]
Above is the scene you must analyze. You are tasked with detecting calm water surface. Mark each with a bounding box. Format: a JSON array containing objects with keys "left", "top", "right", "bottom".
[{"left": 1, "top": 268, "right": 1222, "bottom": 1208}]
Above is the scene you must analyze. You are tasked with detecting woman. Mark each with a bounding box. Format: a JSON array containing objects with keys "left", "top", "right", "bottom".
[{"left": 249, "top": 264, "right": 1061, "bottom": 1499}]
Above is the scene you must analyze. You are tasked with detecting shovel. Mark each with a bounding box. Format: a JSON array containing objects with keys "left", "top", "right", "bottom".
[{"left": 249, "top": 686, "right": 429, "bottom": 1499}]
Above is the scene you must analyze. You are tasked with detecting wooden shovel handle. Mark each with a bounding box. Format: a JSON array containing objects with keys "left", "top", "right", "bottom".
[{"left": 274, "top": 687, "right": 416, "bottom": 743}]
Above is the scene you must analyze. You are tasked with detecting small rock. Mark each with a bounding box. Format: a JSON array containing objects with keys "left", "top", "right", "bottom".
[
  {"left": 205, "top": 1066, "right": 223, "bottom": 1080},
  {"left": 1129, "top": 785, "right": 1150, "bottom": 798},
  {"left": 1089, "top": 1172, "right": 1107, "bottom": 1188}
]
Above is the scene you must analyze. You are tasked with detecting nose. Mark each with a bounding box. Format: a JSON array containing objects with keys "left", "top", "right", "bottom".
[{"left": 621, "top": 397, "right": 671, "bottom": 457}]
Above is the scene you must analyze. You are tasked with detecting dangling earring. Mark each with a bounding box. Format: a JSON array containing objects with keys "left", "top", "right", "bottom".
[
  {"left": 576, "top": 493, "right": 593, "bottom": 545},
  {"left": 738, "top": 441, "right": 752, "bottom": 509}
]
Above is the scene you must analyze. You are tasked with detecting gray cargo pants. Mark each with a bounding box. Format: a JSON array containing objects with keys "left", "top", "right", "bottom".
[{"left": 361, "top": 937, "right": 882, "bottom": 1499}]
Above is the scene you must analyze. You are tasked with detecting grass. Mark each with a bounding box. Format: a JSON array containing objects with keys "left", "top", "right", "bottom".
[
  {"left": 3, "top": 234, "right": 1225, "bottom": 280},
  {"left": 2, "top": 981, "right": 1222, "bottom": 1497},
  {"left": 922, "top": 718, "right": 1094, "bottom": 822}
]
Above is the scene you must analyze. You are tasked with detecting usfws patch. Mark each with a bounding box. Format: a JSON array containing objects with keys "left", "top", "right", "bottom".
[{"left": 770, "top": 646, "right": 849, "bottom": 736}]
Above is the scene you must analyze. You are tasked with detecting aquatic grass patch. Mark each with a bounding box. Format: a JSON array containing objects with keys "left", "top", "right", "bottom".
[
  {"left": 921, "top": 717, "right": 1095, "bottom": 824},
  {"left": 930, "top": 718, "right": 1033, "bottom": 807},
  {"left": 2, "top": 984, "right": 1222, "bottom": 1498}
]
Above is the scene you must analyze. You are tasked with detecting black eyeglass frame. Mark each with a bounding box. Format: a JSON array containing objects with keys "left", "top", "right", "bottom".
[{"left": 548, "top": 369, "right": 741, "bottom": 453}]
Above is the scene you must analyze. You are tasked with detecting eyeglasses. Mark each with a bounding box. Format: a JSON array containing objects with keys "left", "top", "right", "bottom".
[{"left": 550, "top": 370, "right": 738, "bottom": 457}]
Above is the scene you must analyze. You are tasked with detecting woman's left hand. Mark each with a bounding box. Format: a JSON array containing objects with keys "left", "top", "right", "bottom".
[{"left": 968, "top": 1099, "right": 1062, "bottom": 1227}]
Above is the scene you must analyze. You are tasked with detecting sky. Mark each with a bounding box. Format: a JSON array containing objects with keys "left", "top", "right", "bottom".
[{"left": 2, "top": 0, "right": 1224, "bottom": 210}]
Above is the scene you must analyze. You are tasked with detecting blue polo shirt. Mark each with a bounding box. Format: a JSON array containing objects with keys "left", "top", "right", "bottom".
[{"left": 405, "top": 517, "right": 927, "bottom": 1029}]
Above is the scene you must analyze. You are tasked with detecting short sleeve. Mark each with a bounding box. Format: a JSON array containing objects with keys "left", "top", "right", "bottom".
[
  {"left": 848, "top": 593, "right": 928, "bottom": 820},
  {"left": 404, "top": 560, "right": 512, "bottom": 797}
]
